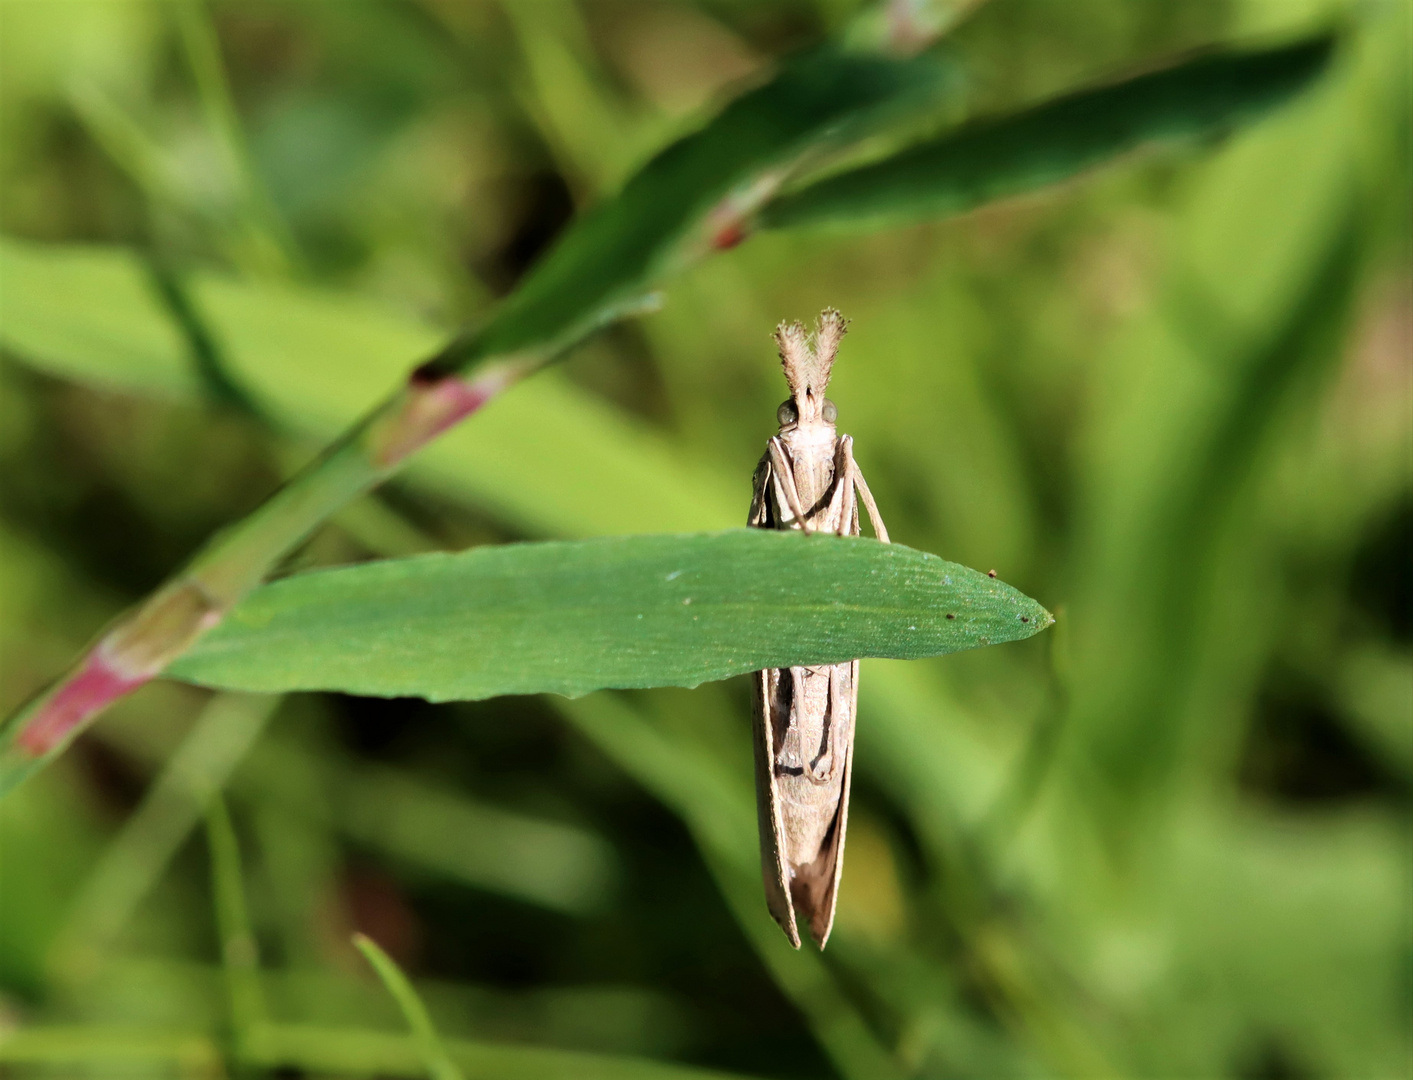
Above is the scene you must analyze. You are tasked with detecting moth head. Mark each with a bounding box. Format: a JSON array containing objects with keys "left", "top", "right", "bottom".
[{"left": 774, "top": 308, "right": 847, "bottom": 429}]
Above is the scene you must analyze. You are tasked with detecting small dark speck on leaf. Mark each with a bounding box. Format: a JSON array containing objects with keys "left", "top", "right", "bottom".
[
  {"left": 946, "top": 613, "right": 955, "bottom": 620},
  {"left": 1020, "top": 616, "right": 1030, "bottom": 623}
]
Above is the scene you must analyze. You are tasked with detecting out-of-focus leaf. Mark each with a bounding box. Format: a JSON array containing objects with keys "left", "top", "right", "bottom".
[
  {"left": 53, "top": 693, "right": 280, "bottom": 983},
  {"left": 169, "top": 531, "right": 1050, "bottom": 701},
  {"left": 0, "top": 238, "right": 739, "bottom": 536},
  {"left": 760, "top": 37, "right": 1336, "bottom": 231},
  {"left": 0, "top": 1027, "right": 222, "bottom": 1072},
  {"left": 204, "top": 797, "right": 266, "bottom": 1045},
  {"left": 238, "top": 739, "right": 619, "bottom": 914},
  {"left": 558, "top": 690, "right": 906, "bottom": 1080},
  {"left": 0, "top": 1022, "right": 764, "bottom": 1079},
  {"left": 0, "top": 242, "right": 196, "bottom": 396},
  {"left": 1338, "top": 644, "right": 1413, "bottom": 776},
  {"left": 353, "top": 934, "right": 464, "bottom": 1080},
  {"left": 438, "top": 47, "right": 954, "bottom": 371},
  {"left": 71, "top": 956, "right": 691, "bottom": 1056}
]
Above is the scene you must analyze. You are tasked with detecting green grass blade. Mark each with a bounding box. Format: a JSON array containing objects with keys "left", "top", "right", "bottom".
[
  {"left": 434, "top": 47, "right": 953, "bottom": 375},
  {"left": 0, "top": 238, "right": 740, "bottom": 538},
  {"left": 0, "top": 1026, "right": 223, "bottom": 1074},
  {"left": 0, "top": 1022, "right": 768, "bottom": 1079},
  {"left": 0, "top": 45, "right": 955, "bottom": 794},
  {"left": 353, "top": 934, "right": 464, "bottom": 1080},
  {"left": 204, "top": 796, "right": 267, "bottom": 1054},
  {"left": 761, "top": 36, "right": 1336, "bottom": 232},
  {"left": 242, "top": 740, "right": 619, "bottom": 914},
  {"left": 559, "top": 691, "right": 905, "bottom": 1080},
  {"left": 52, "top": 693, "right": 280, "bottom": 986},
  {"left": 171, "top": 0, "right": 300, "bottom": 276},
  {"left": 167, "top": 530, "right": 1051, "bottom": 701}
]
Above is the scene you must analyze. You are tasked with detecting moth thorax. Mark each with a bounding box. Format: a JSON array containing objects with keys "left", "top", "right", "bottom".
[{"left": 784, "top": 417, "right": 837, "bottom": 455}]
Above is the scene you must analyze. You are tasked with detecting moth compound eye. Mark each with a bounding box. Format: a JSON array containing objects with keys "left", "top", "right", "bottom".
[
  {"left": 777, "top": 400, "right": 799, "bottom": 426},
  {"left": 821, "top": 399, "right": 838, "bottom": 423}
]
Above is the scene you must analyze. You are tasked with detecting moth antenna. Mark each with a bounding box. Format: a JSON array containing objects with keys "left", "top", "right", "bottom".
[
  {"left": 774, "top": 320, "right": 814, "bottom": 396},
  {"left": 810, "top": 308, "right": 848, "bottom": 388}
]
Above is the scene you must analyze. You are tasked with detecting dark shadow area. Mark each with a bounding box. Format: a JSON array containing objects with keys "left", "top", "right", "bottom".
[{"left": 1238, "top": 665, "right": 1408, "bottom": 805}]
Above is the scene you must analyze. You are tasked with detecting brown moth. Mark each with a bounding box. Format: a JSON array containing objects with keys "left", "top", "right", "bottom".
[{"left": 747, "top": 308, "right": 889, "bottom": 949}]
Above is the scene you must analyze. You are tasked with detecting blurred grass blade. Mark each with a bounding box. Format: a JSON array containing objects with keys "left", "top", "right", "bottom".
[
  {"left": 0, "top": 1027, "right": 222, "bottom": 1075},
  {"left": 434, "top": 47, "right": 953, "bottom": 374},
  {"left": 496, "top": 0, "right": 637, "bottom": 193},
  {"left": 761, "top": 36, "right": 1336, "bottom": 231},
  {"left": 353, "top": 934, "right": 464, "bottom": 1080},
  {"left": 0, "top": 239, "right": 201, "bottom": 398},
  {"left": 52, "top": 693, "right": 280, "bottom": 986},
  {"left": 167, "top": 531, "right": 1051, "bottom": 701},
  {"left": 845, "top": 0, "right": 991, "bottom": 53},
  {"left": 242, "top": 740, "right": 619, "bottom": 914},
  {"left": 0, "top": 46, "right": 955, "bottom": 794},
  {"left": 205, "top": 797, "right": 267, "bottom": 1056},
  {"left": 251, "top": 1023, "right": 770, "bottom": 1079},
  {"left": 171, "top": 0, "right": 299, "bottom": 276},
  {"left": 559, "top": 691, "right": 905, "bottom": 1080},
  {"left": 0, "top": 1022, "right": 769, "bottom": 1079},
  {"left": 0, "top": 238, "right": 741, "bottom": 537}
]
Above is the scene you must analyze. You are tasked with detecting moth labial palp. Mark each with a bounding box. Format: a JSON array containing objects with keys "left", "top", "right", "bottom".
[{"left": 747, "top": 307, "right": 888, "bottom": 950}]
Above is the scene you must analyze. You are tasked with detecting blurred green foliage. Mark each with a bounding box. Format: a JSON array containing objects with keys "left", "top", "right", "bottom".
[{"left": 0, "top": 0, "right": 1408, "bottom": 1078}]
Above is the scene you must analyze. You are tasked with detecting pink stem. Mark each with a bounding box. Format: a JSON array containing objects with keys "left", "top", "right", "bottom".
[
  {"left": 16, "top": 653, "right": 150, "bottom": 758},
  {"left": 370, "top": 365, "right": 510, "bottom": 469},
  {"left": 1, "top": 361, "right": 520, "bottom": 790}
]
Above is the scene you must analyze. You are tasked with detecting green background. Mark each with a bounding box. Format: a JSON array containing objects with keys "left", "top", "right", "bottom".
[{"left": 0, "top": 0, "right": 1407, "bottom": 1077}]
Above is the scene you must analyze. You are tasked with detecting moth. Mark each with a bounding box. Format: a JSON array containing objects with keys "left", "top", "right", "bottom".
[{"left": 747, "top": 308, "right": 889, "bottom": 949}]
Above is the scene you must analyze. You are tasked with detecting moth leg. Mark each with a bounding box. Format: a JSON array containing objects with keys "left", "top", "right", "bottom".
[
  {"left": 841, "top": 437, "right": 889, "bottom": 543},
  {"left": 767, "top": 437, "right": 812, "bottom": 534},
  {"left": 748, "top": 451, "right": 772, "bottom": 528},
  {"left": 830, "top": 438, "right": 858, "bottom": 538},
  {"left": 804, "top": 664, "right": 848, "bottom": 783}
]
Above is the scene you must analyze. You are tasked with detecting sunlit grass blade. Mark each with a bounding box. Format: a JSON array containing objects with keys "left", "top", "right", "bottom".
[
  {"left": 0, "top": 238, "right": 740, "bottom": 538},
  {"left": 761, "top": 36, "right": 1336, "bottom": 231},
  {"left": 353, "top": 934, "right": 464, "bottom": 1080},
  {"left": 167, "top": 531, "right": 1051, "bottom": 702}
]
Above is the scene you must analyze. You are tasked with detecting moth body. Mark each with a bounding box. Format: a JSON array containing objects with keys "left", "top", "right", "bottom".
[{"left": 748, "top": 309, "right": 888, "bottom": 949}]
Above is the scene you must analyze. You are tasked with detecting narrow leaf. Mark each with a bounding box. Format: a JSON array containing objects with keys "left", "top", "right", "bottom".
[
  {"left": 205, "top": 797, "right": 266, "bottom": 1049},
  {"left": 761, "top": 37, "right": 1335, "bottom": 231},
  {"left": 168, "top": 530, "right": 1052, "bottom": 702},
  {"left": 353, "top": 934, "right": 464, "bottom": 1080}
]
